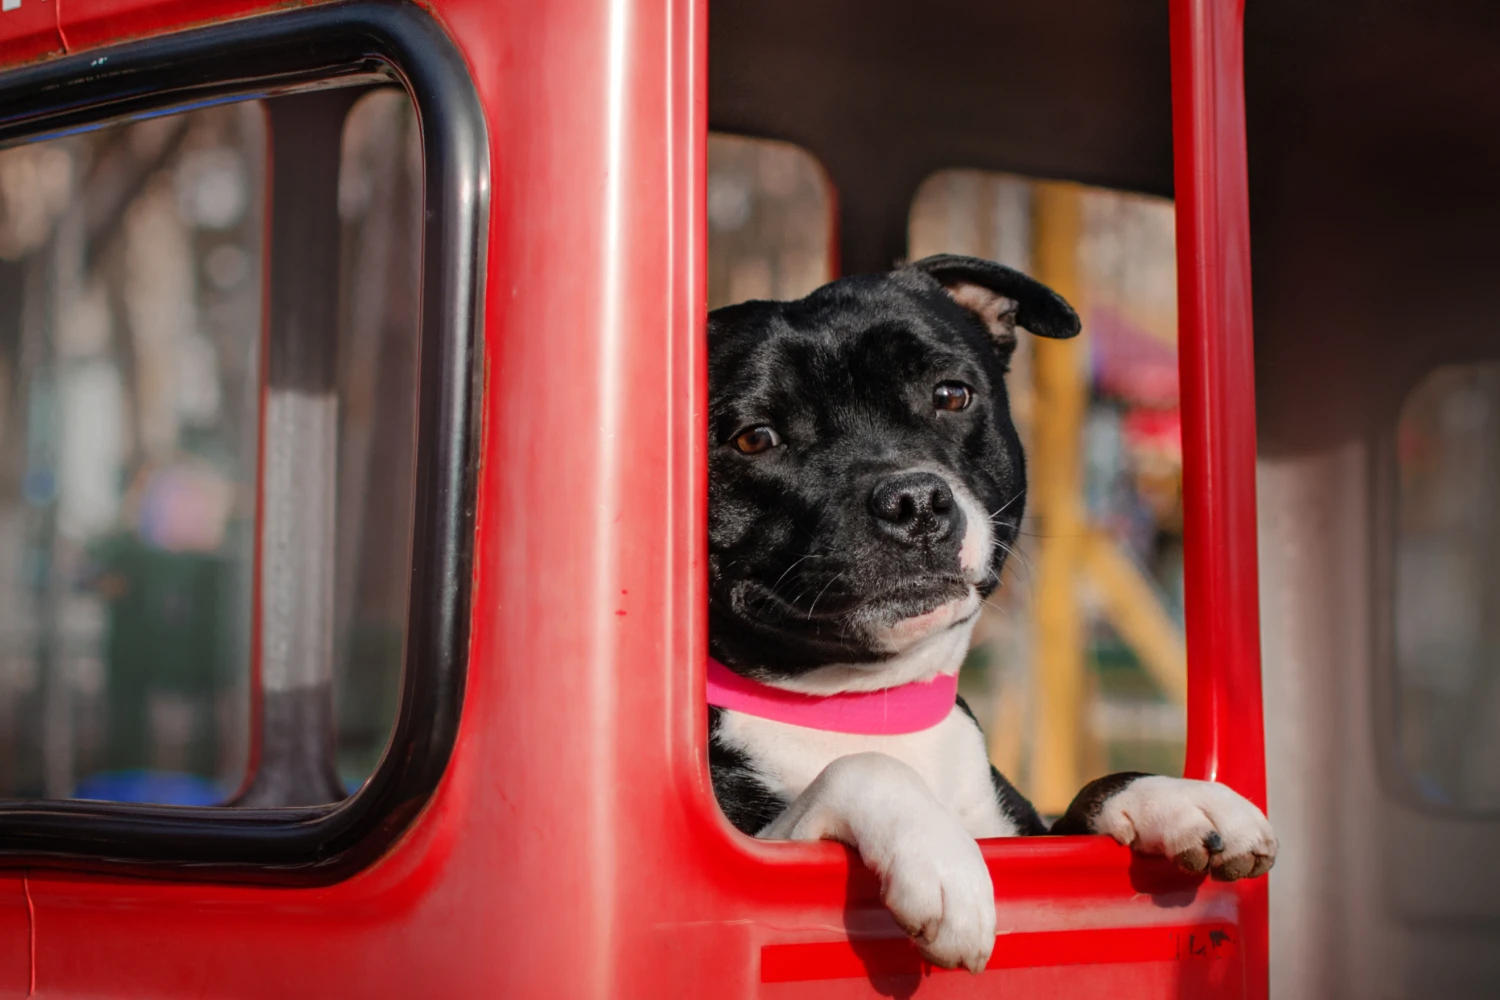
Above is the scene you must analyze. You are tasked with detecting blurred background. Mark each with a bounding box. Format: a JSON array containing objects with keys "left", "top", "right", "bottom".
[{"left": 0, "top": 90, "right": 419, "bottom": 804}]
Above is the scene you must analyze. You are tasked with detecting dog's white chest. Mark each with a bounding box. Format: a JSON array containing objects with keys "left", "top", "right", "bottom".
[{"left": 716, "top": 706, "right": 1016, "bottom": 838}]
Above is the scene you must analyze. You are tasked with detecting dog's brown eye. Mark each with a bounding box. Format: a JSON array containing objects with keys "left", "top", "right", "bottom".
[
  {"left": 732, "top": 425, "right": 782, "bottom": 454},
  {"left": 933, "top": 381, "right": 973, "bottom": 412}
]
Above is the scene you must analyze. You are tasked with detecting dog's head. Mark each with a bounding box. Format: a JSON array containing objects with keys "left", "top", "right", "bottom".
[{"left": 708, "top": 254, "right": 1080, "bottom": 690}]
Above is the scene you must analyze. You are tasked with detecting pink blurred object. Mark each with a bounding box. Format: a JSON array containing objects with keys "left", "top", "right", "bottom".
[
  {"left": 1089, "top": 306, "right": 1180, "bottom": 407},
  {"left": 137, "top": 465, "right": 233, "bottom": 553}
]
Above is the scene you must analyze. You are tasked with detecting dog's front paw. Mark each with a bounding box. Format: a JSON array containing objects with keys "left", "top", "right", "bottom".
[
  {"left": 760, "top": 752, "right": 997, "bottom": 973},
  {"left": 870, "top": 810, "right": 996, "bottom": 973},
  {"left": 1095, "top": 776, "right": 1277, "bottom": 881}
]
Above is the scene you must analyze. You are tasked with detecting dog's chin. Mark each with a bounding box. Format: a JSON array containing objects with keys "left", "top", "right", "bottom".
[
  {"left": 861, "top": 587, "right": 982, "bottom": 654},
  {"left": 764, "top": 587, "right": 982, "bottom": 696}
]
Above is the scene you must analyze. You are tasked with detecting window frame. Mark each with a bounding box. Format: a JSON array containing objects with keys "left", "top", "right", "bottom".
[{"left": 0, "top": 0, "right": 486, "bottom": 882}]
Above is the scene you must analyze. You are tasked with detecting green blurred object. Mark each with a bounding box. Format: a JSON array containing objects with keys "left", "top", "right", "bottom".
[{"left": 92, "top": 530, "right": 230, "bottom": 780}]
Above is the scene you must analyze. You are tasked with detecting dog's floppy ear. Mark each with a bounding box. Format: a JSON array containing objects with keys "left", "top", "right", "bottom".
[{"left": 910, "top": 254, "right": 1081, "bottom": 353}]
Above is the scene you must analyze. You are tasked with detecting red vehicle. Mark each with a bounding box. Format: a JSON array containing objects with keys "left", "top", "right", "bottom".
[{"left": 5, "top": 0, "right": 1477, "bottom": 996}]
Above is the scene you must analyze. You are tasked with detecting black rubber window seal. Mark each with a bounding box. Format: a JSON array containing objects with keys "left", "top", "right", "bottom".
[{"left": 0, "top": 0, "right": 487, "bottom": 884}]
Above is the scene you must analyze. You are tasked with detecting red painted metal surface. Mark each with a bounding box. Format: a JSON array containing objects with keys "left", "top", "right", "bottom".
[
  {"left": 762, "top": 922, "right": 1241, "bottom": 982},
  {"left": 0, "top": 0, "right": 1267, "bottom": 996},
  {"left": 0, "top": 876, "right": 29, "bottom": 995},
  {"left": 1171, "top": 0, "right": 1270, "bottom": 992},
  {"left": 0, "top": 0, "right": 61, "bottom": 64}
]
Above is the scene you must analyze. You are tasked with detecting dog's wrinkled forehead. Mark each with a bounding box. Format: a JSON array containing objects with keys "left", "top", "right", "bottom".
[{"left": 709, "top": 271, "right": 997, "bottom": 423}]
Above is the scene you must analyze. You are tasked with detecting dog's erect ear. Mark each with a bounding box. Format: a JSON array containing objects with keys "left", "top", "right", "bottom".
[{"left": 909, "top": 254, "right": 1081, "bottom": 352}]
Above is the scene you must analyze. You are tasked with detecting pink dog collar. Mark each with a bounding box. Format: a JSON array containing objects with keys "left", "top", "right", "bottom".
[{"left": 706, "top": 658, "right": 959, "bottom": 735}]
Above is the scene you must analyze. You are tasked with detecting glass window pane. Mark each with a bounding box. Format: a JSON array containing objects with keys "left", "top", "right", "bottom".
[
  {"left": 0, "top": 104, "right": 266, "bottom": 803},
  {"left": 331, "top": 89, "right": 421, "bottom": 793},
  {"left": 1394, "top": 363, "right": 1500, "bottom": 810},
  {"left": 0, "top": 87, "right": 419, "bottom": 806}
]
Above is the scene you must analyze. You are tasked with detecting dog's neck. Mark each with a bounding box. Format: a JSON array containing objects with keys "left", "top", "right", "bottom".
[{"left": 755, "top": 616, "right": 980, "bottom": 696}]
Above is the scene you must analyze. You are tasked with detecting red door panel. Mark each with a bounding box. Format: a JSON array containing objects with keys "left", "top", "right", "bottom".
[
  {"left": 0, "top": 877, "right": 28, "bottom": 996},
  {"left": 0, "top": 0, "right": 62, "bottom": 64}
]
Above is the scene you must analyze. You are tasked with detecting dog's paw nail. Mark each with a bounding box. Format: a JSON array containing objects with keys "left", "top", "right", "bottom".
[
  {"left": 1211, "top": 852, "right": 1256, "bottom": 881},
  {"left": 1203, "top": 830, "right": 1224, "bottom": 854}
]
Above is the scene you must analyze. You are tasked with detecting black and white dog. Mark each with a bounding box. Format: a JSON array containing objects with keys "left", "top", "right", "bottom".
[{"left": 707, "top": 255, "right": 1276, "bottom": 973}]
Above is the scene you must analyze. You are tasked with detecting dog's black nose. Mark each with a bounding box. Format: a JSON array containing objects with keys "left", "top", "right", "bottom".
[{"left": 869, "top": 472, "right": 959, "bottom": 544}]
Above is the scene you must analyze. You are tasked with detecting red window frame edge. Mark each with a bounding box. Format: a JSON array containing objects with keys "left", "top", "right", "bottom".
[{"left": 1170, "top": 1, "right": 1269, "bottom": 988}]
